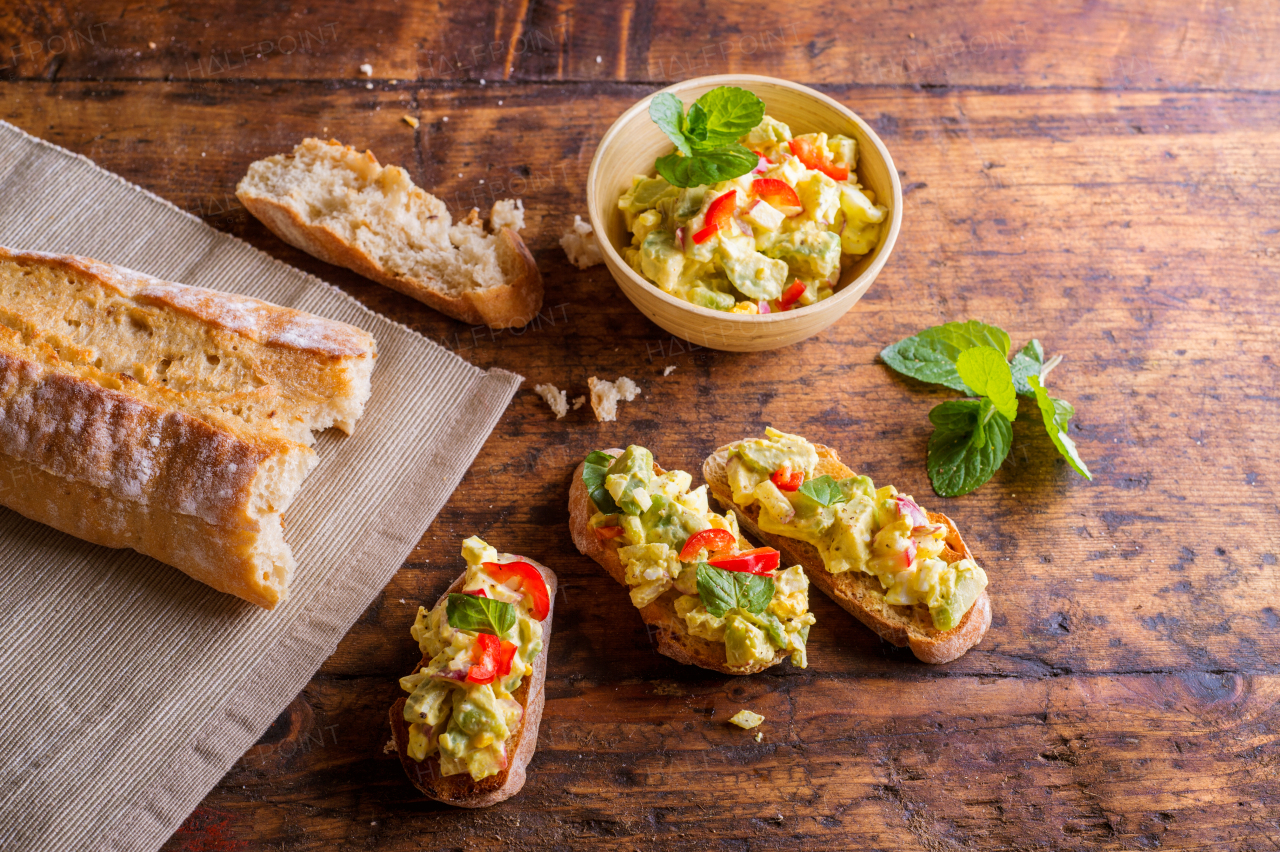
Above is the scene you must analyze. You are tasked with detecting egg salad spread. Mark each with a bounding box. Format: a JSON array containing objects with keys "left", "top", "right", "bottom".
[
  {"left": 619, "top": 115, "right": 889, "bottom": 313},
  {"left": 726, "top": 428, "right": 988, "bottom": 631},
  {"left": 399, "top": 536, "right": 548, "bottom": 781},
  {"left": 582, "top": 446, "right": 814, "bottom": 669}
]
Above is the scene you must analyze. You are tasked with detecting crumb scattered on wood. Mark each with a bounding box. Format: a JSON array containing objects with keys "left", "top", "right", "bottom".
[
  {"left": 402, "top": 115, "right": 419, "bottom": 128},
  {"left": 534, "top": 383, "right": 569, "bottom": 419},
  {"left": 588, "top": 376, "right": 640, "bottom": 422},
  {"left": 663, "top": 365, "right": 677, "bottom": 376}
]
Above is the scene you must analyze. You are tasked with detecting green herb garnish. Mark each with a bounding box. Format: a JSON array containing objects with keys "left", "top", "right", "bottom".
[
  {"left": 582, "top": 450, "right": 620, "bottom": 514},
  {"left": 649, "top": 87, "right": 765, "bottom": 189},
  {"left": 882, "top": 322, "right": 1090, "bottom": 496},
  {"left": 797, "top": 474, "right": 846, "bottom": 507},
  {"left": 446, "top": 593, "right": 517, "bottom": 637},
  {"left": 696, "top": 563, "right": 775, "bottom": 618}
]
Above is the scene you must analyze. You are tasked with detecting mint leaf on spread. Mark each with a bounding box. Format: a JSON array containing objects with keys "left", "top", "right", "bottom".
[
  {"left": 697, "top": 563, "right": 775, "bottom": 618},
  {"left": 884, "top": 322, "right": 1090, "bottom": 496},
  {"left": 582, "top": 450, "right": 621, "bottom": 514},
  {"left": 880, "top": 320, "right": 1011, "bottom": 392},
  {"left": 446, "top": 593, "right": 517, "bottom": 637},
  {"left": 1029, "top": 376, "right": 1092, "bottom": 480},
  {"left": 797, "top": 474, "right": 846, "bottom": 507},
  {"left": 648, "top": 86, "right": 766, "bottom": 188},
  {"left": 926, "top": 400, "right": 1013, "bottom": 497},
  {"left": 955, "top": 346, "right": 1019, "bottom": 422}
]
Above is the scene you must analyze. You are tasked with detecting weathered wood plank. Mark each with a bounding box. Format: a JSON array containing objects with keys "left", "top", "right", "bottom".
[
  {"left": 0, "top": 2, "right": 1275, "bottom": 91},
  {"left": 163, "top": 672, "right": 1280, "bottom": 850}
]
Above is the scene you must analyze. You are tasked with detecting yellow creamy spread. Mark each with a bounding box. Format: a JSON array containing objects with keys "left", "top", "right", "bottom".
[
  {"left": 727, "top": 428, "right": 988, "bottom": 631},
  {"left": 398, "top": 536, "right": 544, "bottom": 781},
  {"left": 585, "top": 445, "right": 814, "bottom": 668}
]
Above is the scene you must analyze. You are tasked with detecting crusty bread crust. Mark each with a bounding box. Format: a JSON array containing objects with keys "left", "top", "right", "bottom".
[
  {"left": 703, "top": 442, "right": 991, "bottom": 664},
  {"left": 568, "top": 449, "right": 788, "bottom": 676},
  {"left": 237, "top": 142, "right": 543, "bottom": 329},
  {"left": 0, "top": 247, "right": 377, "bottom": 608},
  {"left": 389, "top": 555, "right": 557, "bottom": 807}
]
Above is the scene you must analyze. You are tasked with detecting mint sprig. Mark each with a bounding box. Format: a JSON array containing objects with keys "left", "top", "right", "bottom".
[
  {"left": 582, "top": 450, "right": 620, "bottom": 514},
  {"left": 882, "top": 322, "right": 1090, "bottom": 496},
  {"left": 447, "top": 593, "right": 517, "bottom": 637},
  {"left": 696, "top": 563, "right": 774, "bottom": 618},
  {"left": 648, "top": 87, "right": 765, "bottom": 189}
]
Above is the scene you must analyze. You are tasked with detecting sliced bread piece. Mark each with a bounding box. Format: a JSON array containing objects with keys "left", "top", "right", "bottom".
[
  {"left": 237, "top": 138, "right": 543, "bottom": 328},
  {"left": 389, "top": 554, "right": 556, "bottom": 807},
  {"left": 704, "top": 442, "right": 991, "bottom": 664},
  {"left": 568, "top": 448, "right": 788, "bottom": 676}
]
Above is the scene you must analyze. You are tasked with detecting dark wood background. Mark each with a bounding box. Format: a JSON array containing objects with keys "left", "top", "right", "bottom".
[{"left": 3, "top": 1, "right": 1278, "bottom": 849}]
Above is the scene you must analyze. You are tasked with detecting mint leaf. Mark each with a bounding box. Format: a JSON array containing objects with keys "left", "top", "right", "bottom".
[
  {"left": 880, "top": 321, "right": 1012, "bottom": 392},
  {"left": 656, "top": 145, "right": 758, "bottom": 188},
  {"left": 1029, "top": 376, "right": 1092, "bottom": 480},
  {"left": 582, "top": 450, "right": 620, "bottom": 514},
  {"left": 956, "top": 345, "right": 1018, "bottom": 421},
  {"left": 649, "top": 92, "right": 691, "bottom": 157},
  {"left": 686, "top": 86, "right": 764, "bottom": 149},
  {"left": 927, "top": 400, "right": 1012, "bottom": 497},
  {"left": 1010, "top": 339, "right": 1045, "bottom": 397},
  {"left": 797, "top": 474, "right": 845, "bottom": 507},
  {"left": 447, "top": 593, "right": 517, "bottom": 637},
  {"left": 696, "top": 563, "right": 775, "bottom": 618}
]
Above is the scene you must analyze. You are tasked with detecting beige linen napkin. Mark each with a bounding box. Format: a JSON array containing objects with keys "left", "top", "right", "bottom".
[{"left": 0, "top": 121, "right": 523, "bottom": 851}]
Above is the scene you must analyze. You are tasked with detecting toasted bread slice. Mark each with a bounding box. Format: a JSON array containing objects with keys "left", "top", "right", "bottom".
[
  {"left": 704, "top": 442, "right": 990, "bottom": 664},
  {"left": 238, "top": 138, "right": 543, "bottom": 329},
  {"left": 388, "top": 555, "right": 556, "bottom": 807},
  {"left": 569, "top": 449, "right": 788, "bottom": 676}
]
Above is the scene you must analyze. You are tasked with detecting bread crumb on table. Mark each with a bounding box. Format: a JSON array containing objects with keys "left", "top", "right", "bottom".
[
  {"left": 663, "top": 365, "right": 677, "bottom": 376},
  {"left": 560, "top": 214, "right": 604, "bottom": 269},
  {"left": 729, "top": 709, "right": 765, "bottom": 730},
  {"left": 360, "top": 63, "right": 373, "bottom": 75},
  {"left": 534, "top": 383, "right": 569, "bottom": 419},
  {"left": 571, "top": 395, "right": 586, "bottom": 410},
  {"left": 588, "top": 376, "right": 640, "bottom": 422},
  {"left": 490, "top": 198, "right": 525, "bottom": 232}
]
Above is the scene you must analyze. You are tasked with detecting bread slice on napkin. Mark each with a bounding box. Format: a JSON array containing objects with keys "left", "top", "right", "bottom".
[
  {"left": 237, "top": 138, "right": 543, "bottom": 329},
  {"left": 0, "top": 246, "right": 377, "bottom": 609}
]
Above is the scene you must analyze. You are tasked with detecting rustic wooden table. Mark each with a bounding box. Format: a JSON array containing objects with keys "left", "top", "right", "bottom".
[{"left": 3, "top": 2, "right": 1277, "bottom": 849}]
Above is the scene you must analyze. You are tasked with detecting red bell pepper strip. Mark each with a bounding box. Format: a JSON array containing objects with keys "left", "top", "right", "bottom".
[
  {"left": 692, "top": 190, "right": 738, "bottom": 244},
  {"left": 788, "top": 137, "right": 849, "bottom": 181},
  {"left": 770, "top": 463, "right": 804, "bottom": 491},
  {"left": 708, "top": 547, "right": 781, "bottom": 576},
  {"left": 465, "top": 633, "right": 501, "bottom": 684},
  {"left": 751, "top": 177, "right": 802, "bottom": 211},
  {"left": 595, "top": 525, "right": 625, "bottom": 541},
  {"left": 778, "top": 280, "right": 807, "bottom": 310},
  {"left": 496, "top": 640, "right": 519, "bottom": 679},
  {"left": 461, "top": 588, "right": 488, "bottom": 598},
  {"left": 483, "top": 561, "right": 551, "bottom": 621},
  {"left": 678, "top": 528, "right": 738, "bottom": 561}
]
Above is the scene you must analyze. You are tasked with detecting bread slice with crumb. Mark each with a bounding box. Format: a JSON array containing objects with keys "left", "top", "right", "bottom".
[
  {"left": 568, "top": 448, "right": 790, "bottom": 676},
  {"left": 703, "top": 441, "right": 991, "bottom": 664},
  {"left": 237, "top": 138, "right": 542, "bottom": 329}
]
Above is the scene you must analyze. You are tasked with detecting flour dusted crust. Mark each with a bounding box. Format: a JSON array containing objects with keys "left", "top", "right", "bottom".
[
  {"left": 236, "top": 138, "right": 543, "bottom": 329},
  {"left": 389, "top": 555, "right": 556, "bottom": 807},
  {"left": 568, "top": 448, "right": 788, "bottom": 676},
  {"left": 703, "top": 442, "right": 991, "bottom": 664},
  {"left": 0, "top": 247, "right": 377, "bottom": 608}
]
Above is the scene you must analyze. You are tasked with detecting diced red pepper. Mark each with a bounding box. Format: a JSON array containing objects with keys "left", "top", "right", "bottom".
[
  {"left": 778, "top": 280, "right": 807, "bottom": 310},
  {"left": 788, "top": 137, "right": 849, "bottom": 182},
  {"left": 460, "top": 588, "right": 488, "bottom": 598},
  {"left": 496, "top": 640, "right": 519, "bottom": 679},
  {"left": 692, "top": 190, "right": 738, "bottom": 244},
  {"left": 751, "top": 177, "right": 802, "bottom": 212},
  {"left": 483, "top": 560, "right": 551, "bottom": 621},
  {"left": 595, "top": 525, "right": 626, "bottom": 541},
  {"left": 708, "top": 547, "right": 780, "bottom": 576},
  {"left": 770, "top": 463, "right": 804, "bottom": 491},
  {"left": 465, "top": 633, "right": 501, "bottom": 684},
  {"left": 678, "top": 528, "right": 738, "bottom": 561}
]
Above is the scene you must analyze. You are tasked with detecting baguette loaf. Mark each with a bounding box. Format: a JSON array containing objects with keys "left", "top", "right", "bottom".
[
  {"left": 704, "top": 442, "right": 991, "bottom": 664},
  {"left": 237, "top": 138, "right": 543, "bottom": 329},
  {"left": 568, "top": 449, "right": 789, "bottom": 676},
  {"left": 389, "top": 555, "right": 556, "bottom": 807},
  {"left": 0, "top": 247, "right": 377, "bottom": 608}
]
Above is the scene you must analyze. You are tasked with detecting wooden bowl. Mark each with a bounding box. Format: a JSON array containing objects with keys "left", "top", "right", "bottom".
[{"left": 587, "top": 74, "right": 902, "bottom": 352}]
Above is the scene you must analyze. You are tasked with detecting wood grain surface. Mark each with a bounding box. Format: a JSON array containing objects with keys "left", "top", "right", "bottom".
[{"left": 2, "top": 1, "right": 1278, "bottom": 849}]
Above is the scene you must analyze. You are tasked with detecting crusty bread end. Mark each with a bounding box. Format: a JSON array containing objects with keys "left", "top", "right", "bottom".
[
  {"left": 568, "top": 449, "right": 787, "bottom": 676},
  {"left": 703, "top": 442, "right": 991, "bottom": 664},
  {"left": 389, "top": 555, "right": 556, "bottom": 807}
]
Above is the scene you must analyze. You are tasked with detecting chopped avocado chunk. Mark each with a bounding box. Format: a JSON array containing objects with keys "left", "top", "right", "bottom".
[
  {"left": 640, "top": 229, "right": 686, "bottom": 293},
  {"left": 724, "top": 613, "right": 774, "bottom": 668},
  {"left": 690, "top": 285, "right": 737, "bottom": 311},
  {"left": 720, "top": 246, "right": 788, "bottom": 300},
  {"left": 763, "top": 230, "right": 842, "bottom": 279},
  {"left": 930, "top": 560, "right": 989, "bottom": 631}
]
